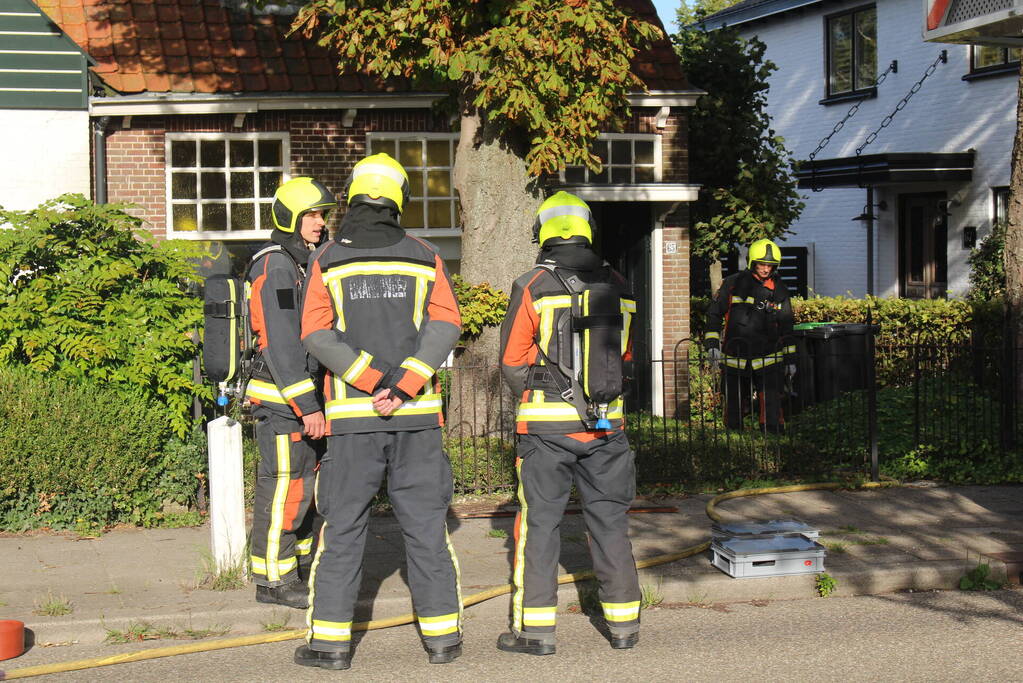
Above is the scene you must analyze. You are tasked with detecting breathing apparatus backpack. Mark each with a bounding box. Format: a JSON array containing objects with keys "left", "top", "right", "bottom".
[
  {"left": 535, "top": 264, "right": 626, "bottom": 430},
  {"left": 202, "top": 274, "right": 250, "bottom": 408}
]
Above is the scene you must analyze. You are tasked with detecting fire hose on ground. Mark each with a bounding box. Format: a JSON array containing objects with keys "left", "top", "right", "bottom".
[{"left": 0, "top": 481, "right": 887, "bottom": 680}]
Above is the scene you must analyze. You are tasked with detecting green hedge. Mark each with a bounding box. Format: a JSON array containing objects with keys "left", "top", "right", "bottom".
[
  {"left": 691, "top": 295, "right": 1005, "bottom": 346},
  {"left": 0, "top": 364, "right": 205, "bottom": 531}
]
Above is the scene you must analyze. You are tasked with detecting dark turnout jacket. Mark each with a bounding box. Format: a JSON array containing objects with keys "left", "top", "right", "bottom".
[{"left": 705, "top": 269, "right": 795, "bottom": 371}]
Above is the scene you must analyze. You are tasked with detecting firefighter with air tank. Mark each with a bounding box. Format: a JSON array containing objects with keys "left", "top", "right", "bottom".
[
  {"left": 245, "top": 177, "right": 332, "bottom": 609},
  {"left": 497, "top": 191, "right": 643, "bottom": 655}
]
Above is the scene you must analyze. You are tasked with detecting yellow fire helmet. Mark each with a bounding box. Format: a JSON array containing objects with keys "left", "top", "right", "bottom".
[
  {"left": 271, "top": 177, "right": 335, "bottom": 233},
  {"left": 747, "top": 238, "right": 782, "bottom": 268},
  {"left": 532, "top": 191, "right": 595, "bottom": 247},
  {"left": 346, "top": 153, "right": 411, "bottom": 214}
]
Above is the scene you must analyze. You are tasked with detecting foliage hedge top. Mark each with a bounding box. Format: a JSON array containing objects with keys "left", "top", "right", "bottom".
[
  {"left": 0, "top": 195, "right": 209, "bottom": 436},
  {"left": 692, "top": 294, "right": 1005, "bottom": 347}
]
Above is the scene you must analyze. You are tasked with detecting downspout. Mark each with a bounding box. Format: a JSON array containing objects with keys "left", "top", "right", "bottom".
[
  {"left": 866, "top": 186, "right": 875, "bottom": 296},
  {"left": 93, "top": 116, "right": 111, "bottom": 204}
]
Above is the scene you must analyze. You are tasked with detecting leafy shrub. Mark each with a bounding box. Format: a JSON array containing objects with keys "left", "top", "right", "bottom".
[
  {"left": 968, "top": 221, "right": 1006, "bottom": 301},
  {"left": 445, "top": 436, "right": 516, "bottom": 493},
  {"left": 452, "top": 275, "right": 509, "bottom": 341},
  {"left": 0, "top": 195, "right": 208, "bottom": 437},
  {"left": 0, "top": 364, "right": 204, "bottom": 530}
]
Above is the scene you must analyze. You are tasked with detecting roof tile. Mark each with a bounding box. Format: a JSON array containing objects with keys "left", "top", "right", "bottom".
[
  {"left": 85, "top": 19, "right": 109, "bottom": 39},
  {"left": 143, "top": 72, "right": 169, "bottom": 90},
  {"left": 179, "top": 4, "right": 201, "bottom": 22},
  {"left": 108, "top": 4, "right": 131, "bottom": 20},
  {"left": 164, "top": 55, "right": 189, "bottom": 73},
  {"left": 160, "top": 22, "right": 183, "bottom": 39},
  {"left": 135, "top": 21, "right": 158, "bottom": 38},
  {"left": 190, "top": 56, "right": 213, "bottom": 73},
  {"left": 112, "top": 38, "right": 138, "bottom": 56},
  {"left": 168, "top": 73, "right": 195, "bottom": 91},
  {"left": 242, "top": 73, "right": 267, "bottom": 91},
  {"left": 61, "top": 5, "right": 85, "bottom": 23},
  {"left": 186, "top": 39, "right": 210, "bottom": 56},
  {"left": 212, "top": 56, "right": 238, "bottom": 74},
  {"left": 156, "top": 4, "right": 179, "bottom": 21},
  {"left": 183, "top": 22, "right": 206, "bottom": 39},
  {"left": 133, "top": 2, "right": 155, "bottom": 20},
  {"left": 266, "top": 73, "right": 290, "bottom": 91}
]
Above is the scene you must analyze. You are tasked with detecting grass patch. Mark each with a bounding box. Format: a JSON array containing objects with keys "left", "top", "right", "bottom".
[
  {"left": 261, "top": 612, "right": 293, "bottom": 632},
  {"left": 33, "top": 592, "right": 73, "bottom": 616},
  {"left": 486, "top": 528, "right": 508, "bottom": 540},
  {"left": 823, "top": 541, "right": 847, "bottom": 554},
  {"left": 195, "top": 549, "right": 247, "bottom": 591},
  {"left": 640, "top": 582, "right": 663, "bottom": 610},
  {"left": 566, "top": 581, "right": 601, "bottom": 616},
  {"left": 160, "top": 511, "right": 204, "bottom": 528},
  {"left": 815, "top": 573, "right": 837, "bottom": 598},
  {"left": 105, "top": 621, "right": 229, "bottom": 643}
]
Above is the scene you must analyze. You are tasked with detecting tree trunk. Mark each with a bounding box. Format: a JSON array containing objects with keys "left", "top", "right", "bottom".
[
  {"left": 1006, "top": 64, "right": 1023, "bottom": 401},
  {"left": 448, "top": 108, "right": 543, "bottom": 439}
]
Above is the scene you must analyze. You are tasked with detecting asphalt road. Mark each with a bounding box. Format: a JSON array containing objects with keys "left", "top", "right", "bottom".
[{"left": 6, "top": 589, "right": 1022, "bottom": 682}]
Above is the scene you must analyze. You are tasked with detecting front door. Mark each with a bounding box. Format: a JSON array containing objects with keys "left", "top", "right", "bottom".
[
  {"left": 590, "top": 202, "right": 652, "bottom": 410},
  {"left": 898, "top": 193, "right": 948, "bottom": 299}
]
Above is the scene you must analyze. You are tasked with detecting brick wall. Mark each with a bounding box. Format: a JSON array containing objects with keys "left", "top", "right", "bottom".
[{"left": 103, "top": 108, "right": 452, "bottom": 238}]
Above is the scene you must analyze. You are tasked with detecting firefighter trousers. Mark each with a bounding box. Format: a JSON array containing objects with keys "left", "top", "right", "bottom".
[
  {"left": 306, "top": 428, "right": 462, "bottom": 653},
  {"left": 722, "top": 365, "right": 784, "bottom": 432},
  {"left": 511, "top": 431, "right": 640, "bottom": 643},
  {"left": 251, "top": 415, "right": 322, "bottom": 587}
]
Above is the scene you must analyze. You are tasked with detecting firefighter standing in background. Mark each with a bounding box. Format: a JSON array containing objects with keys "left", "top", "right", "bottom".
[
  {"left": 498, "top": 191, "right": 641, "bottom": 656},
  {"left": 296, "top": 153, "right": 463, "bottom": 671},
  {"left": 704, "top": 238, "right": 796, "bottom": 433},
  {"left": 246, "top": 177, "right": 332, "bottom": 608}
]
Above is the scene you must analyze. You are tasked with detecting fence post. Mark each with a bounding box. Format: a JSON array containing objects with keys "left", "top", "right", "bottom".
[
  {"left": 207, "top": 415, "right": 247, "bottom": 577},
  {"left": 1001, "top": 316, "right": 1017, "bottom": 451},
  {"left": 866, "top": 309, "right": 879, "bottom": 482}
]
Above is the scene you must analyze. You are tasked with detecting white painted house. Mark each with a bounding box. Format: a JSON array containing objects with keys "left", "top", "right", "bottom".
[
  {"left": 0, "top": 0, "right": 93, "bottom": 212},
  {"left": 700, "top": 0, "right": 1016, "bottom": 298}
]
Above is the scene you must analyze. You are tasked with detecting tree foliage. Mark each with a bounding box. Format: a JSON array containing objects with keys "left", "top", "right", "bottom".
[
  {"left": 675, "top": 0, "right": 741, "bottom": 28},
  {"left": 292, "top": 0, "right": 662, "bottom": 175},
  {"left": 0, "top": 195, "right": 209, "bottom": 436},
  {"left": 674, "top": 25, "right": 803, "bottom": 260}
]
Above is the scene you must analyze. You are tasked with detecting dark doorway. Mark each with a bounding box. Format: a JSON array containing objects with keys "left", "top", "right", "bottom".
[
  {"left": 898, "top": 193, "right": 948, "bottom": 299},
  {"left": 590, "top": 202, "right": 653, "bottom": 410}
]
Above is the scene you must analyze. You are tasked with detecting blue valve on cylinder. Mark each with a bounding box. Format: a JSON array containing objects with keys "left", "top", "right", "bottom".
[
  {"left": 216, "top": 392, "right": 229, "bottom": 407},
  {"left": 595, "top": 403, "right": 611, "bottom": 430}
]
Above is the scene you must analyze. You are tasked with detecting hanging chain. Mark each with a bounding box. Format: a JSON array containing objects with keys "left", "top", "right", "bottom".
[
  {"left": 855, "top": 50, "right": 947, "bottom": 156},
  {"left": 807, "top": 60, "right": 898, "bottom": 164}
]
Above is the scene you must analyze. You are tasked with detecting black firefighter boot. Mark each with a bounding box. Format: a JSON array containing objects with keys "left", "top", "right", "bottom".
[
  {"left": 256, "top": 580, "right": 309, "bottom": 609},
  {"left": 424, "top": 640, "right": 463, "bottom": 664},
  {"left": 610, "top": 632, "right": 639, "bottom": 649},
  {"left": 496, "top": 632, "right": 556, "bottom": 656},
  {"left": 294, "top": 645, "right": 351, "bottom": 670}
]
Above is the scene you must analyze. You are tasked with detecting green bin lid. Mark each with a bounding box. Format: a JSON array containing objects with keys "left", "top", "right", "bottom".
[{"left": 792, "top": 322, "right": 835, "bottom": 330}]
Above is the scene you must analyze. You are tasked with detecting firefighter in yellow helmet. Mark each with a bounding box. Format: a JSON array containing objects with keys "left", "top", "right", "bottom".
[
  {"left": 297, "top": 153, "right": 463, "bottom": 670},
  {"left": 704, "top": 238, "right": 796, "bottom": 433},
  {"left": 246, "top": 177, "right": 332, "bottom": 609},
  {"left": 497, "top": 191, "right": 642, "bottom": 655}
]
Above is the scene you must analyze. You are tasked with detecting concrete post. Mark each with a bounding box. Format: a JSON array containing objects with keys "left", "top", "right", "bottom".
[{"left": 207, "top": 415, "right": 247, "bottom": 577}]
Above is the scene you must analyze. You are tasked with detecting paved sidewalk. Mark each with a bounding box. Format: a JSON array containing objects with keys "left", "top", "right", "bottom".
[{"left": 1, "top": 485, "right": 1020, "bottom": 648}]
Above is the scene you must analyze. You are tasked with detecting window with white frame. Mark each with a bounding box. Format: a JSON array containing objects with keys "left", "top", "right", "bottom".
[
  {"left": 367, "top": 133, "right": 460, "bottom": 233},
  {"left": 166, "top": 133, "right": 289, "bottom": 238},
  {"left": 562, "top": 134, "right": 660, "bottom": 184}
]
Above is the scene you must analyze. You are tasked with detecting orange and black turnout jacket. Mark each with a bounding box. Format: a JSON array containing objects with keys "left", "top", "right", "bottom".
[
  {"left": 245, "top": 242, "right": 323, "bottom": 424},
  {"left": 500, "top": 247, "right": 636, "bottom": 436},
  {"left": 704, "top": 269, "right": 795, "bottom": 372},
  {"left": 301, "top": 208, "right": 461, "bottom": 435}
]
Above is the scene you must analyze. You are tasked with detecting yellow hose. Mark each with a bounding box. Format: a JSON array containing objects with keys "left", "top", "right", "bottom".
[{"left": 1, "top": 481, "right": 886, "bottom": 680}]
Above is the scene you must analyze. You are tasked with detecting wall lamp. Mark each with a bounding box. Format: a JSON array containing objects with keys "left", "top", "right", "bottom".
[{"left": 851, "top": 200, "right": 888, "bottom": 222}]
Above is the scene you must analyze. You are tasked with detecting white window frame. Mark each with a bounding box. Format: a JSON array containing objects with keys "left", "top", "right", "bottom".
[
  {"left": 366, "top": 132, "right": 461, "bottom": 237},
  {"left": 165, "top": 132, "right": 290, "bottom": 241},
  {"left": 559, "top": 133, "right": 662, "bottom": 184}
]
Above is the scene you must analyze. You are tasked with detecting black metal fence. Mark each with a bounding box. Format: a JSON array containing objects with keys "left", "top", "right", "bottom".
[{"left": 439, "top": 326, "right": 1023, "bottom": 494}]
